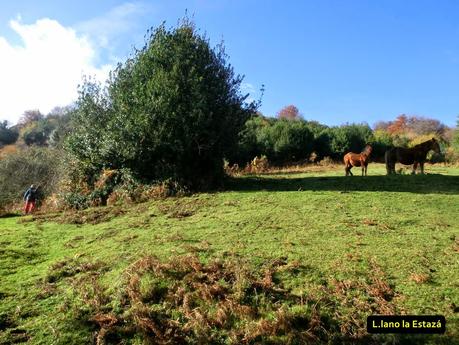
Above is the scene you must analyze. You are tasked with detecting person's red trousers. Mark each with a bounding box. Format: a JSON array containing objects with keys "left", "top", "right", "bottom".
[{"left": 24, "top": 200, "right": 35, "bottom": 214}]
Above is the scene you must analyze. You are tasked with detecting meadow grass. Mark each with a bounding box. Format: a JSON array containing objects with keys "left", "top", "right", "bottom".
[{"left": 0, "top": 164, "right": 458, "bottom": 344}]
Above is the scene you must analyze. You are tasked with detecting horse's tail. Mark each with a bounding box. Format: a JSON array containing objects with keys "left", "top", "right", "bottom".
[
  {"left": 343, "top": 153, "right": 351, "bottom": 176},
  {"left": 385, "top": 148, "right": 394, "bottom": 175}
]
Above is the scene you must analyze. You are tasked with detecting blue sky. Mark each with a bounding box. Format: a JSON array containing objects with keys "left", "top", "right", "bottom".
[{"left": 1, "top": 0, "right": 459, "bottom": 127}]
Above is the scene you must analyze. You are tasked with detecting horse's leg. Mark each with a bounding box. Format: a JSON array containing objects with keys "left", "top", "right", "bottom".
[
  {"left": 365, "top": 163, "right": 368, "bottom": 176},
  {"left": 420, "top": 161, "right": 425, "bottom": 174},
  {"left": 385, "top": 150, "right": 393, "bottom": 175},
  {"left": 412, "top": 162, "right": 418, "bottom": 175},
  {"left": 386, "top": 155, "right": 392, "bottom": 174},
  {"left": 349, "top": 166, "right": 353, "bottom": 176}
]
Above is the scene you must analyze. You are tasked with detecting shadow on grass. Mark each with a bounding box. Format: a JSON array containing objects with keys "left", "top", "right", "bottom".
[
  {"left": 0, "top": 213, "right": 21, "bottom": 219},
  {"left": 226, "top": 174, "right": 459, "bottom": 194}
]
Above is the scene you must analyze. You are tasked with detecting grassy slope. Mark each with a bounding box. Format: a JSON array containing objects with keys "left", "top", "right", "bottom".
[{"left": 0, "top": 164, "right": 458, "bottom": 344}]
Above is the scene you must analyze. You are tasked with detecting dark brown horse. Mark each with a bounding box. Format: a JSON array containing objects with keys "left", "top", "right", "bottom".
[
  {"left": 344, "top": 144, "right": 373, "bottom": 176},
  {"left": 385, "top": 138, "right": 440, "bottom": 175}
]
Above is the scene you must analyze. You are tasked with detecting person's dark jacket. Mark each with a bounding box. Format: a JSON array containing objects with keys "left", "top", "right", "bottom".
[{"left": 23, "top": 187, "right": 38, "bottom": 202}]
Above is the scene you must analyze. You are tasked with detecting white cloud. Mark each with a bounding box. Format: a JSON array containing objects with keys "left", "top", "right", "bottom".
[
  {"left": 0, "top": 18, "right": 112, "bottom": 124},
  {"left": 241, "top": 82, "right": 257, "bottom": 104},
  {"left": 76, "top": 2, "right": 148, "bottom": 51},
  {"left": 241, "top": 82, "right": 255, "bottom": 94}
]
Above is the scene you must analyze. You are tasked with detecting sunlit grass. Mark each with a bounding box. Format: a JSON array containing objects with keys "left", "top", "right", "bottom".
[{"left": 1, "top": 164, "right": 458, "bottom": 344}]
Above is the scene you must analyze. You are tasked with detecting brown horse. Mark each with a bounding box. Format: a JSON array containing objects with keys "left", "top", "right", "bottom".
[
  {"left": 344, "top": 144, "right": 373, "bottom": 176},
  {"left": 385, "top": 138, "right": 440, "bottom": 175}
]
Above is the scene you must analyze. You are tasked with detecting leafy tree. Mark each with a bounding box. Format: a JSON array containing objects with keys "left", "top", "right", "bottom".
[
  {"left": 257, "top": 119, "right": 314, "bottom": 163},
  {"left": 373, "top": 120, "right": 391, "bottom": 132},
  {"left": 0, "top": 121, "right": 19, "bottom": 146},
  {"left": 376, "top": 114, "right": 447, "bottom": 139},
  {"left": 19, "top": 109, "right": 44, "bottom": 126},
  {"left": 408, "top": 116, "right": 447, "bottom": 136},
  {"left": 22, "top": 119, "right": 55, "bottom": 146},
  {"left": 48, "top": 107, "right": 75, "bottom": 148},
  {"left": 16, "top": 106, "right": 74, "bottom": 147},
  {"left": 67, "top": 19, "right": 256, "bottom": 189},
  {"left": 329, "top": 123, "right": 373, "bottom": 158},
  {"left": 456, "top": 117, "right": 459, "bottom": 141},
  {"left": 46, "top": 106, "right": 73, "bottom": 120},
  {"left": 304, "top": 121, "right": 332, "bottom": 159},
  {"left": 231, "top": 116, "right": 320, "bottom": 165},
  {"left": 272, "top": 120, "right": 314, "bottom": 162},
  {"left": 229, "top": 115, "right": 269, "bottom": 165},
  {"left": 387, "top": 114, "right": 408, "bottom": 135},
  {"left": 372, "top": 129, "right": 393, "bottom": 161}
]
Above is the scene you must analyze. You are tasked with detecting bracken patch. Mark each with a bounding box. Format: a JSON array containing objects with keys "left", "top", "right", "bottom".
[{"left": 70, "top": 254, "right": 347, "bottom": 344}]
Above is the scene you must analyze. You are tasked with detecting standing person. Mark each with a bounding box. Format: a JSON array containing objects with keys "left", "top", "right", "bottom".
[{"left": 23, "top": 184, "right": 38, "bottom": 214}]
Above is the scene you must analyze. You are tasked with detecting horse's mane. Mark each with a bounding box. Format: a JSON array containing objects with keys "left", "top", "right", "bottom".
[
  {"left": 361, "top": 144, "right": 372, "bottom": 155},
  {"left": 412, "top": 138, "right": 435, "bottom": 150}
]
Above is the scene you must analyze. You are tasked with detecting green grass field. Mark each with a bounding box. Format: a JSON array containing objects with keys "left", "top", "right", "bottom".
[{"left": 1, "top": 164, "right": 458, "bottom": 344}]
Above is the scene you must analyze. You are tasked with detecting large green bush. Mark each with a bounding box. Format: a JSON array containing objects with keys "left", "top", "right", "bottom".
[
  {"left": 231, "top": 117, "right": 376, "bottom": 165},
  {"left": 66, "top": 20, "right": 255, "bottom": 189},
  {"left": 0, "top": 121, "right": 18, "bottom": 146},
  {"left": 229, "top": 115, "right": 270, "bottom": 165},
  {"left": 230, "top": 116, "right": 315, "bottom": 165},
  {"left": 22, "top": 119, "right": 56, "bottom": 146},
  {"left": 258, "top": 119, "right": 314, "bottom": 163},
  {"left": 305, "top": 121, "right": 332, "bottom": 160},
  {"left": 328, "top": 123, "right": 374, "bottom": 159},
  {"left": 371, "top": 129, "right": 393, "bottom": 162}
]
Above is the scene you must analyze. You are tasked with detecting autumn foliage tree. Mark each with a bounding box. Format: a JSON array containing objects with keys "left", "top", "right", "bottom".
[
  {"left": 277, "top": 105, "right": 301, "bottom": 120},
  {"left": 380, "top": 114, "right": 447, "bottom": 138}
]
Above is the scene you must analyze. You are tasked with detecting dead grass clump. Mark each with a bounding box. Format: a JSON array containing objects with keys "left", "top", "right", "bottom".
[
  {"left": 452, "top": 237, "right": 459, "bottom": 253},
  {"left": 106, "top": 190, "right": 132, "bottom": 206},
  {"left": 36, "top": 281, "right": 58, "bottom": 299},
  {"left": 180, "top": 241, "right": 211, "bottom": 254},
  {"left": 28, "top": 206, "right": 127, "bottom": 225},
  {"left": 224, "top": 162, "right": 242, "bottom": 177},
  {"left": 366, "top": 260, "right": 396, "bottom": 314},
  {"left": 362, "top": 219, "right": 378, "bottom": 226},
  {"left": 35, "top": 193, "right": 65, "bottom": 213},
  {"left": 244, "top": 155, "right": 270, "bottom": 174},
  {"left": 157, "top": 198, "right": 208, "bottom": 219},
  {"left": 45, "top": 257, "right": 107, "bottom": 283},
  {"left": 326, "top": 258, "right": 399, "bottom": 339},
  {"left": 0, "top": 144, "right": 18, "bottom": 159},
  {"left": 64, "top": 235, "right": 84, "bottom": 248},
  {"left": 237, "top": 160, "right": 342, "bottom": 176},
  {"left": 409, "top": 273, "right": 431, "bottom": 284},
  {"left": 72, "top": 254, "right": 340, "bottom": 344},
  {"left": 168, "top": 233, "right": 185, "bottom": 242},
  {"left": 94, "top": 170, "right": 118, "bottom": 190},
  {"left": 140, "top": 179, "right": 189, "bottom": 200},
  {"left": 66, "top": 207, "right": 127, "bottom": 225},
  {"left": 319, "top": 156, "right": 336, "bottom": 166}
]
